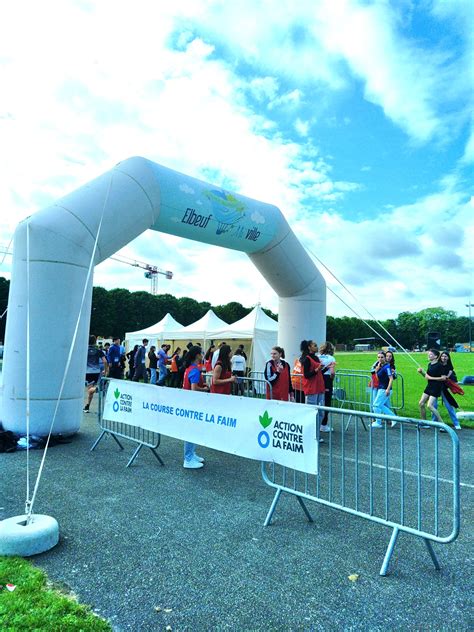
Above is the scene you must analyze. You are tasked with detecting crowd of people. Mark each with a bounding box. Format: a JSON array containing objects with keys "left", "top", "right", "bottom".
[{"left": 84, "top": 335, "right": 463, "bottom": 467}]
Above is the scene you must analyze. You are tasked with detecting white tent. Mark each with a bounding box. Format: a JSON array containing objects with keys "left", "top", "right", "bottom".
[
  {"left": 171, "top": 309, "right": 228, "bottom": 346},
  {"left": 125, "top": 312, "right": 184, "bottom": 348},
  {"left": 210, "top": 306, "right": 278, "bottom": 371}
]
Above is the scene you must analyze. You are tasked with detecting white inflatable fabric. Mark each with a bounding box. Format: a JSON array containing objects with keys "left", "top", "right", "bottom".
[{"left": 2, "top": 157, "right": 326, "bottom": 435}]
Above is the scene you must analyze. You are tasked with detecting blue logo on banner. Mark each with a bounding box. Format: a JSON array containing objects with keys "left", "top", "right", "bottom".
[
  {"left": 258, "top": 430, "right": 270, "bottom": 448},
  {"left": 113, "top": 401, "right": 119, "bottom": 412}
]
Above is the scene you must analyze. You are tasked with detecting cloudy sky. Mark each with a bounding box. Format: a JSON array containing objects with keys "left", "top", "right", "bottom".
[{"left": 0, "top": 0, "right": 472, "bottom": 319}]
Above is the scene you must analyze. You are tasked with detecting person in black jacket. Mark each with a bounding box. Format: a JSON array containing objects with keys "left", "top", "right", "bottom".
[
  {"left": 133, "top": 339, "right": 149, "bottom": 382},
  {"left": 148, "top": 346, "right": 158, "bottom": 384}
]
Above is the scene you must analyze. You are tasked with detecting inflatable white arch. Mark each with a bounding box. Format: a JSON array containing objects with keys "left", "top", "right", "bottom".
[{"left": 1, "top": 157, "right": 326, "bottom": 436}]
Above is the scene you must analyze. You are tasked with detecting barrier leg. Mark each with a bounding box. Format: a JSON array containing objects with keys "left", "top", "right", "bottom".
[
  {"left": 296, "top": 495, "right": 314, "bottom": 522},
  {"left": 90, "top": 430, "right": 106, "bottom": 451},
  {"left": 150, "top": 447, "right": 165, "bottom": 466},
  {"left": 264, "top": 489, "right": 282, "bottom": 526},
  {"left": 90, "top": 430, "right": 124, "bottom": 452},
  {"left": 126, "top": 444, "right": 144, "bottom": 468},
  {"left": 380, "top": 527, "right": 400, "bottom": 576},
  {"left": 424, "top": 538, "right": 441, "bottom": 571},
  {"left": 110, "top": 433, "right": 124, "bottom": 450}
]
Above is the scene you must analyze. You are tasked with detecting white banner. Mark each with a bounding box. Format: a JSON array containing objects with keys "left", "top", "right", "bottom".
[{"left": 103, "top": 380, "right": 318, "bottom": 474}]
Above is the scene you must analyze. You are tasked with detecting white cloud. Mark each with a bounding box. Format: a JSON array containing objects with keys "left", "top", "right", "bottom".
[
  {"left": 294, "top": 118, "right": 310, "bottom": 137},
  {"left": 179, "top": 183, "right": 195, "bottom": 195},
  {"left": 250, "top": 211, "right": 265, "bottom": 225},
  {"left": 182, "top": 0, "right": 471, "bottom": 143},
  {"left": 0, "top": 0, "right": 471, "bottom": 323}
]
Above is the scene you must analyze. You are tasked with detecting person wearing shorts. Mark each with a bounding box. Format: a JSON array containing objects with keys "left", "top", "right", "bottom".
[
  {"left": 417, "top": 349, "right": 446, "bottom": 425},
  {"left": 84, "top": 335, "right": 108, "bottom": 412}
]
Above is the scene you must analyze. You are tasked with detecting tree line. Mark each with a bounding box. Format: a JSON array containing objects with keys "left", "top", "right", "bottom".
[{"left": 0, "top": 277, "right": 470, "bottom": 348}]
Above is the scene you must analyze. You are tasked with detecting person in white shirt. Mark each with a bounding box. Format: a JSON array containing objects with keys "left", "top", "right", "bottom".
[
  {"left": 231, "top": 348, "right": 246, "bottom": 395},
  {"left": 318, "top": 342, "right": 336, "bottom": 432},
  {"left": 211, "top": 341, "right": 227, "bottom": 369}
]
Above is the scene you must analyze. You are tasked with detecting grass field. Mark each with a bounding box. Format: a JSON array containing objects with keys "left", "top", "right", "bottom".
[
  {"left": 0, "top": 557, "right": 110, "bottom": 630},
  {"left": 334, "top": 351, "right": 473, "bottom": 427}
]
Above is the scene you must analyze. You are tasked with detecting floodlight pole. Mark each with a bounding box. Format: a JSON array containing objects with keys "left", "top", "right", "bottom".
[{"left": 466, "top": 302, "right": 473, "bottom": 352}]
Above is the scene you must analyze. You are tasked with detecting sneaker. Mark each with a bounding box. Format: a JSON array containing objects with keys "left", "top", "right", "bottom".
[
  {"left": 390, "top": 420, "right": 397, "bottom": 428},
  {"left": 183, "top": 458, "right": 204, "bottom": 469},
  {"left": 319, "top": 438, "right": 325, "bottom": 443},
  {"left": 83, "top": 404, "right": 90, "bottom": 413},
  {"left": 320, "top": 425, "right": 332, "bottom": 432},
  {"left": 454, "top": 425, "right": 462, "bottom": 430},
  {"left": 371, "top": 421, "right": 383, "bottom": 428},
  {"left": 419, "top": 424, "right": 431, "bottom": 429},
  {"left": 194, "top": 454, "right": 205, "bottom": 463}
]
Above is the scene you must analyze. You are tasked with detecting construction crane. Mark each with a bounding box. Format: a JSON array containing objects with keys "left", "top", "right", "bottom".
[
  {"left": 110, "top": 254, "right": 173, "bottom": 295},
  {"left": 0, "top": 244, "right": 172, "bottom": 296}
]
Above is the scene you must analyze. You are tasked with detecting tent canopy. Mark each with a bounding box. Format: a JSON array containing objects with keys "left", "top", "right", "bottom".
[
  {"left": 125, "top": 312, "right": 184, "bottom": 347},
  {"left": 170, "top": 309, "right": 228, "bottom": 342},
  {"left": 210, "top": 306, "right": 278, "bottom": 371}
]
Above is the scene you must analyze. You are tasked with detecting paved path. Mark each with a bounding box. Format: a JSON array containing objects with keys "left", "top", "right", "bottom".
[{"left": 1, "top": 404, "right": 473, "bottom": 631}]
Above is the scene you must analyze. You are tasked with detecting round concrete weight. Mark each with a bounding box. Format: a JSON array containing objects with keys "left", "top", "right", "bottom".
[{"left": 0, "top": 514, "right": 59, "bottom": 556}]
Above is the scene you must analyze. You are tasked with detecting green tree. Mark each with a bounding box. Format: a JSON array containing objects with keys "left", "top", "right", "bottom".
[{"left": 214, "top": 302, "right": 251, "bottom": 324}]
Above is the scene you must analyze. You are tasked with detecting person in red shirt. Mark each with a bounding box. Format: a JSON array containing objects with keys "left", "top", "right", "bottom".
[
  {"left": 210, "top": 344, "right": 236, "bottom": 394},
  {"left": 300, "top": 340, "right": 325, "bottom": 436},
  {"left": 182, "top": 346, "right": 210, "bottom": 469},
  {"left": 204, "top": 344, "right": 215, "bottom": 373},
  {"left": 265, "top": 346, "right": 294, "bottom": 401}
]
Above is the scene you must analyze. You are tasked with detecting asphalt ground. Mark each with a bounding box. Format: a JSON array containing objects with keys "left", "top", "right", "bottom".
[{"left": 1, "top": 399, "right": 473, "bottom": 631}]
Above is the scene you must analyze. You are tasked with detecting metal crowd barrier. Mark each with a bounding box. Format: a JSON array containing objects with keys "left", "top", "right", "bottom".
[
  {"left": 91, "top": 378, "right": 164, "bottom": 468},
  {"left": 252, "top": 368, "right": 405, "bottom": 423},
  {"left": 203, "top": 373, "right": 272, "bottom": 399},
  {"left": 261, "top": 405, "right": 460, "bottom": 576},
  {"left": 333, "top": 369, "right": 405, "bottom": 413},
  {"left": 91, "top": 375, "right": 272, "bottom": 466}
]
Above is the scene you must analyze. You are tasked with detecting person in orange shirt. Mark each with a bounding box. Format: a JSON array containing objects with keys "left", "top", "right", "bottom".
[
  {"left": 291, "top": 357, "right": 305, "bottom": 403},
  {"left": 169, "top": 347, "right": 182, "bottom": 388}
]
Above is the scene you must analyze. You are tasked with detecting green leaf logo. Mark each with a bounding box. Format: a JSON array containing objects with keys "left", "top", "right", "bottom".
[
  {"left": 259, "top": 410, "right": 273, "bottom": 429},
  {"left": 114, "top": 388, "right": 120, "bottom": 399}
]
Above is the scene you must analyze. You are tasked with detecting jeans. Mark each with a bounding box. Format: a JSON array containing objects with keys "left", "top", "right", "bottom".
[
  {"left": 184, "top": 442, "right": 196, "bottom": 462},
  {"left": 150, "top": 368, "right": 157, "bottom": 385},
  {"left": 373, "top": 389, "right": 393, "bottom": 423},
  {"left": 158, "top": 365, "right": 167, "bottom": 386},
  {"left": 306, "top": 392, "right": 325, "bottom": 426},
  {"left": 432, "top": 393, "right": 460, "bottom": 426},
  {"left": 132, "top": 364, "right": 148, "bottom": 383}
]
